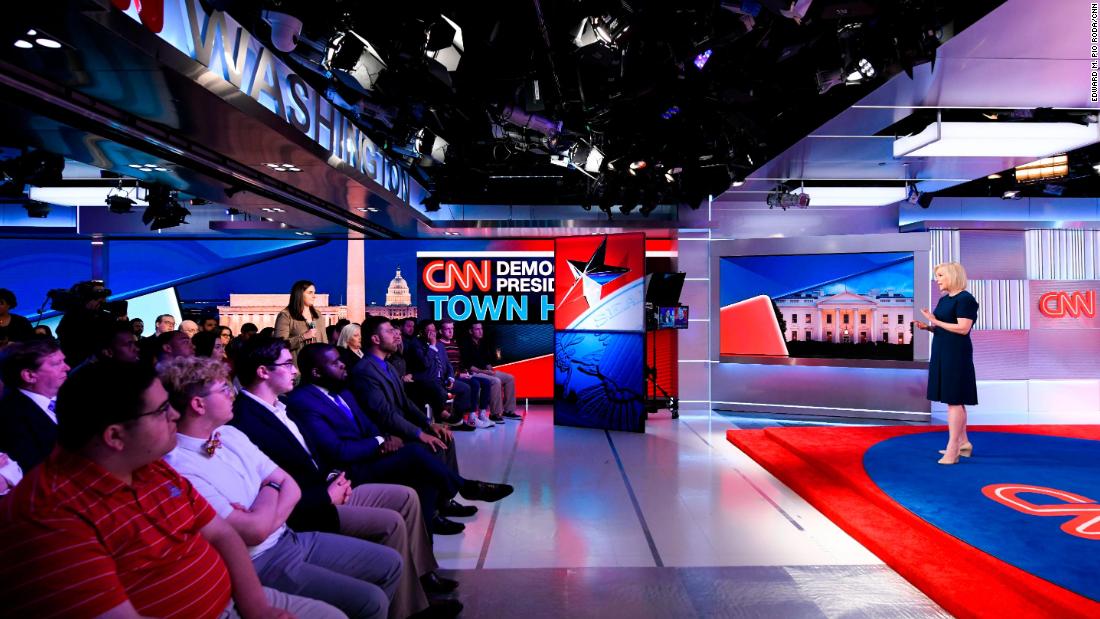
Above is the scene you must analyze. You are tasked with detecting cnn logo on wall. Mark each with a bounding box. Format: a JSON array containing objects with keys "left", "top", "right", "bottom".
[{"left": 1031, "top": 282, "right": 1100, "bottom": 329}]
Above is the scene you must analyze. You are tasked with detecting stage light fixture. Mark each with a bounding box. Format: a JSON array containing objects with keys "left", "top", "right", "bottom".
[
  {"left": 845, "top": 58, "right": 875, "bottom": 83},
  {"left": 639, "top": 192, "right": 660, "bottom": 217},
  {"left": 598, "top": 192, "right": 615, "bottom": 217},
  {"left": 23, "top": 200, "right": 50, "bottom": 218},
  {"left": 142, "top": 185, "right": 191, "bottom": 230},
  {"left": 572, "top": 17, "right": 600, "bottom": 48},
  {"left": 566, "top": 142, "right": 605, "bottom": 173},
  {"left": 425, "top": 15, "right": 464, "bottom": 71},
  {"left": 326, "top": 31, "right": 387, "bottom": 91},
  {"left": 262, "top": 10, "right": 302, "bottom": 52},
  {"left": 619, "top": 185, "right": 640, "bottom": 215},
  {"left": 590, "top": 15, "right": 630, "bottom": 47},
  {"left": 1002, "top": 189, "right": 1022, "bottom": 200},
  {"left": 106, "top": 195, "right": 136, "bottom": 214},
  {"left": 422, "top": 195, "right": 441, "bottom": 212},
  {"left": 693, "top": 49, "right": 712, "bottom": 69},
  {"left": 500, "top": 106, "right": 563, "bottom": 137}
]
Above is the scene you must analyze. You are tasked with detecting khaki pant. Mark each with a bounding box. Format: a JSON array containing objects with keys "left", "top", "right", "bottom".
[
  {"left": 475, "top": 369, "right": 516, "bottom": 415},
  {"left": 220, "top": 586, "right": 348, "bottom": 618},
  {"left": 337, "top": 484, "right": 438, "bottom": 619}
]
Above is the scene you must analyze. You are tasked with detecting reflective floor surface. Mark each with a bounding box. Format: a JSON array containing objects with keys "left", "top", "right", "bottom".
[{"left": 435, "top": 406, "right": 948, "bottom": 618}]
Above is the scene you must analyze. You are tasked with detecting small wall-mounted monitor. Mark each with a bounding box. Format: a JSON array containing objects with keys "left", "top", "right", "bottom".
[{"left": 657, "top": 306, "right": 689, "bottom": 329}]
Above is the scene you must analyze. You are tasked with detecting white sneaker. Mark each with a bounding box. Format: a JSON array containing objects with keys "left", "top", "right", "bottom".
[{"left": 478, "top": 415, "right": 496, "bottom": 428}]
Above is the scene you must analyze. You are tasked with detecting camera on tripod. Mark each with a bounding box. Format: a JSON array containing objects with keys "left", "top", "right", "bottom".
[{"left": 47, "top": 280, "right": 115, "bottom": 314}]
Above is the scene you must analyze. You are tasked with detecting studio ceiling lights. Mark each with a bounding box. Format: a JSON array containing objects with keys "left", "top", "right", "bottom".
[
  {"left": 894, "top": 116, "right": 1100, "bottom": 158},
  {"left": 1014, "top": 155, "right": 1069, "bottom": 183},
  {"left": 27, "top": 186, "right": 148, "bottom": 207},
  {"left": 790, "top": 185, "right": 908, "bottom": 207}
]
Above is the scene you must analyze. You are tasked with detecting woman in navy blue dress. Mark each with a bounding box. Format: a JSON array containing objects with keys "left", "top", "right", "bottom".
[{"left": 915, "top": 262, "right": 978, "bottom": 465}]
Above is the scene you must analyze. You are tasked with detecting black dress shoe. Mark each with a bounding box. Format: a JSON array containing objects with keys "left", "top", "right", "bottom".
[
  {"left": 440, "top": 500, "right": 478, "bottom": 518},
  {"left": 489, "top": 414, "right": 505, "bottom": 423},
  {"left": 430, "top": 515, "right": 466, "bottom": 535},
  {"left": 410, "top": 598, "right": 463, "bottom": 618},
  {"left": 421, "top": 571, "right": 460, "bottom": 594},
  {"left": 450, "top": 421, "right": 475, "bottom": 431},
  {"left": 459, "top": 481, "right": 515, "bottom": 502},
  {"left": 503, "top": 411, "right": 523, "bottom": 420}
]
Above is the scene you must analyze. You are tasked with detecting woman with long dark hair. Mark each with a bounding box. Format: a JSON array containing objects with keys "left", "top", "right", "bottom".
[{"left": 274, "top": 280, "right": 326, "bottom": 360}]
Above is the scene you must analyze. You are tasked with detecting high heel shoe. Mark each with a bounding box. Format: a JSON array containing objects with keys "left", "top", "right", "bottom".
[
  {"left": 937, "top": 455, "right": 959, "bottom": 465},
  {"left": 938, "top": 442, "right": 973, "bottom": 458}
]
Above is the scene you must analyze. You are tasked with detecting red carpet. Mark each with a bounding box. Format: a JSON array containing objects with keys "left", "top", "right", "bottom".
[{"left": 726, "top": 425, "right": 1100, "bottom": 619}]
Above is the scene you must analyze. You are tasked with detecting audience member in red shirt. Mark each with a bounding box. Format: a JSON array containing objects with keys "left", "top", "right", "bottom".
[{"left": 0, "top": 360, "right": 340, "bottom": 619}]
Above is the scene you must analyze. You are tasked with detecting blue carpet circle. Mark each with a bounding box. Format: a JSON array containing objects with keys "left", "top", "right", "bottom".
[{"left": 864, "top": 431, "right": 1100, "bottom": 603}]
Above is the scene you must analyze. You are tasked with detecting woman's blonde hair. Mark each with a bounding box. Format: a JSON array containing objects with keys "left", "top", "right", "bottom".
[
  {"left": 336, "top": 323, "right": 361, "bottom": 348},
  {"left": 933, "top": 261, "right": 968, "bottom": 292}
]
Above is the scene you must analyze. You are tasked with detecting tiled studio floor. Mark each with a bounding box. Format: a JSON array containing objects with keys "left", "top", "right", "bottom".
[{"left": 435, "top": 406, "right": 948, "bottom": 618}]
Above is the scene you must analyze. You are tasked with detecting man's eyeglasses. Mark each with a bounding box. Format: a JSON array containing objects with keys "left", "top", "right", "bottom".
[
  {"left": 266, "top": 361, "right": 296, "bottom": 368},
  {"left": 135, "top": 399, "right": 172, "bottom": 420},
  {"left": 201, "top": 383, "right": 237, "bottom": 399}
]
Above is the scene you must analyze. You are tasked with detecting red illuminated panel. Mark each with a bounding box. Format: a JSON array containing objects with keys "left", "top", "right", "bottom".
[
  {"left": 1038, "top": 291, "right": 1096, "bottom": 319},
  {"left": 496, "top": 353, "right": 554, "bottom": 399},
  {"left": 1030, "top": 281, "right": 1100, "bottom": 330},
  {"left": 719, "top": 295, "right": 790, "bottom": 357},
  {"left": 646, "top": 329, "right": 678, "bottom": 397}
]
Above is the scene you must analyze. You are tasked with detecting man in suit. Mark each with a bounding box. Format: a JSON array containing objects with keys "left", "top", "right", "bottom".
[
  {"left": 230, "top": 338, "right": 460, "bottom": 618},
  {"left": 0, "top": 339, "right": 70, "bottom": 471},
  {"left": 349, "top": 318, "right": 463, "bottom": 472},
  {"left": 287, "top": 337, "right": 512, "bottom": 537}
]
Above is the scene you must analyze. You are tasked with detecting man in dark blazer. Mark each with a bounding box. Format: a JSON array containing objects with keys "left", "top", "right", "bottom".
[
  {"left": 287, "top": 339, "right": 513, "bottom": 536},
  {"left": 228, "top": 337, "right": 461, "bottom": 617},
  {"left": 349, "top": 318, "right": 465, "bottom": 477},
  {"left": 0, "top": 339, "right": 70, "bottom": 471}
]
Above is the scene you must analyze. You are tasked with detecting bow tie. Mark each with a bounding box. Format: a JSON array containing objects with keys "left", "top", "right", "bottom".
[{"left": 203, "top": 432, "right": 222, "bottom": 457}]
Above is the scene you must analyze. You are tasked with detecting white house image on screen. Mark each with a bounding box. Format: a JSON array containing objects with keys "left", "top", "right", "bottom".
[{"left": 775, "top": 289, "right": 913, "bottom": 344}]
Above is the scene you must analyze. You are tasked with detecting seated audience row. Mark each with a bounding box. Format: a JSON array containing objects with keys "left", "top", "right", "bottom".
[{"left": 0, "top": 309, "right": 524, "bottom": 618}]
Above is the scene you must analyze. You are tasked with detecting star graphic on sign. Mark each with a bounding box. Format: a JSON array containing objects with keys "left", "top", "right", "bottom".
[{"left": 562, "top": 237, "right": 630, "bottom": 307}]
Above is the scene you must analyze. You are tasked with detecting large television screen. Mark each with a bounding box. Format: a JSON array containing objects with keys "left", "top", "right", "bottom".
[{"left": 719, "top": 252, "right": 915, "bottom": 361}]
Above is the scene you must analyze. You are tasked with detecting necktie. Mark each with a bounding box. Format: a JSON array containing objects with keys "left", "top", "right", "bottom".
[
  {"left": 333, "top": 394, "right": 355, "bottom": 422},
  {"left": 48, "top": 400, "right": 56, "bottom": 413}
]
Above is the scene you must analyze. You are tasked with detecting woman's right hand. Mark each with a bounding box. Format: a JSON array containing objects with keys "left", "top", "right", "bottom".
[
  {"left": 914, "top": 320, "right": 930, "bottom": 331},
  {"left": 302, "top": 328, "right": 318, "bottom": 340}
]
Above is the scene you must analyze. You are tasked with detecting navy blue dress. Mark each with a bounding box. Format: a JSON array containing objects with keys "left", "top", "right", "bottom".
[{"left": 927, "top": 290, "right": 979, "bottom": 405}]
